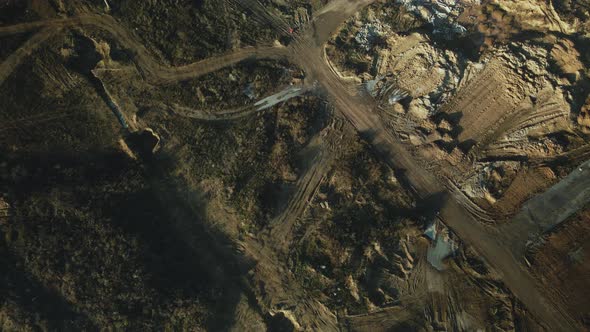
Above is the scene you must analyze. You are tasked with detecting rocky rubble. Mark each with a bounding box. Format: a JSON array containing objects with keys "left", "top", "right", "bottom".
[
  {"left": 327, "top": 0, "right": 589, "bottom": 219},
  {"left": 396, "top": 0, "right": 475, "bottom": 39}
]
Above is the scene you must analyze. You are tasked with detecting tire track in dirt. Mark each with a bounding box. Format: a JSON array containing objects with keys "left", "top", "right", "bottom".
[
  {"left": 165, "top": 103, "right": 263, "bottom": 122},
  {"left": 344, "top": 306, "right": 415, "bottom": 331},
  {"left": 480, "top": 88, "right": 570, "bottom": 159},
  {"left": 237, "top": 127, "right": 343, "bottom": 331},
  {"left": 0, "top": 15, "right": 289, "bottom": 85},
  {"left": 0, "top": 27, "right": 57, "bottom": 87},
  {"left": 287, "top": 5, "right": 580, "bottom": 329},
  {"left": 440, "top": 58, "right": 527, "bottom": 145},
  {"left": 267, "top": 129, "right": 337, "bottom": 250}
]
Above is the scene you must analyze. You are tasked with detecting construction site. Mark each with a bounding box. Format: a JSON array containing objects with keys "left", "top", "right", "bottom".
[{"left": 1, "top": 0, "right": 589, "bottom": 331}]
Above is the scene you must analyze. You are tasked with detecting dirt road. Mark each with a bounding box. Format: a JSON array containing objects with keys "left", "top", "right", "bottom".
[
  {"left": 0, "top": 15, "right": 288, "bottom": 85},
  {"left": 286, "top": 2, "right": 580, "bottom": 330}
]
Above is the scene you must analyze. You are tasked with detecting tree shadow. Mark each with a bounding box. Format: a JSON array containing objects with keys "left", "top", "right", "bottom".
[
  {"left": 457, "top": 139, "right": 476, "bottom": 153},
  {"left": 412, "top": 192, "right": 448, "bottom": 225},
  {"left": 110, "top": 159, "right": 254, "bottom": 331},
  {"left": 0, "top": 147, "right": 255, "bottom": 331},
  {"left": 0, "top": 247, "right": 97, "bottom": 330}
]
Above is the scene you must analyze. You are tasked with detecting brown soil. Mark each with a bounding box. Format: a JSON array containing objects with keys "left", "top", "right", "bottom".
[
  {"left": 492, "top": 166, "right": 557, "bottom": 217},
  {"left": 528, "top": 207, "right": 590, "bottom": 328}
]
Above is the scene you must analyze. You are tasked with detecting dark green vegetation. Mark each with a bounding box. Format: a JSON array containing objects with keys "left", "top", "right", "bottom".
[
  {"left": 0, "top": 1, "right": 41, "bottom": 25},
  {"left": 1, "top": 150, "right": 221, "bottom": 330},
  {"left": 0, "top": 42, "right": 119, "bottom": 152},
  {"left": 0, "top": 32, "right": 34, "bottom": 62},
  {"left": 143, "top": 60, "right": 303, "bottom": 110},
  {"left": 138, "top": 94, "right": 329, "bottom": 229},
  {"left": 553, "top": 0, "right": 590, "bottom": 25},
  {"left": 68, "top": 0, "right": 305, "bottom": 65},
  {"left": 0, "top": 43, "right": 244, "bottom": 330},
  {"left": 0, "top": 2, "right": 328, "bottom": 326},
  {"left": 58, "top": 0, "right": 335, "bottom": 65},
  {"left": 110, "top": 0, "right": 277, "bottom": 65}
]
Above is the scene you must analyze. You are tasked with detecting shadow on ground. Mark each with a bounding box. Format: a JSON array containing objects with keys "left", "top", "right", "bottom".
[{"left": 0, "top": 147, "right": 255, "bottom": 331}]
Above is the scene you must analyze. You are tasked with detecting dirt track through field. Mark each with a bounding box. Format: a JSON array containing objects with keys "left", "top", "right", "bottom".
[
  {"left": 0, "top": 27, "right": 56, "bottom": 86},
  {"left": 0, "top": 15, "right": 289, "bottom": 86},
  {"left": 267, "top": 130, "right": 336, "bottom": 250}
]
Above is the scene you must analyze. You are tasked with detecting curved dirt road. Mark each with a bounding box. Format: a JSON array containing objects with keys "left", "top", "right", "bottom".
[{"left": 0, "top": 15, "right": 289, "bottom": 86}]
